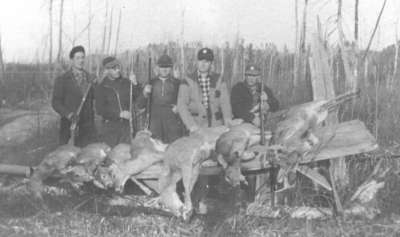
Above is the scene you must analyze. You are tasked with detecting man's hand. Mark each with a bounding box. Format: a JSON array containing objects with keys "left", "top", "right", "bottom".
[
  {"left": 252, "top": 113, "right": 260, "bottom": 127},
  {"left": 189, "top": 126, "right": 199, "bottom": 133},
  {"left": 129, "top": 72, "right": 138, "bottom": 85},
  {"left": 172, "top": 105, "right": 178, "bottom": 114},
  {"left": 143, "top": 85, "right": 152, "bottom": 97},
  {"left": 119, "top": 110, "right": 131, "bottom": 120},
  {"left": 173, "top": 66, "right": 180, "bottom": 79},
  {"left": 261, "top": 91, "right": 268, "bottom": 101},
  {"left": 261, "top": 103, "right": 270, "bottom": 113},
  {"left": 67, "top": 112, "right": 78, "bottom": 123}
]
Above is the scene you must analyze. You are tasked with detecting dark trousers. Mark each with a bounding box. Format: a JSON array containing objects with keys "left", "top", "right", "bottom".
[
  {"left": 149, "top": 107, "right": 184, "bottom": 144},
  {"left": 98, "top": 119, "right": 131, "bottom": 147},
  {"left": 59, "top": 117, "right": 97, "bottom": 147}
]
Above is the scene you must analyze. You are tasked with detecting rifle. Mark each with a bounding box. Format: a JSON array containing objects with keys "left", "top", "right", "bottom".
[
  {"left": 68, "top": 78, "right": 93, "bottom": 146},
  {"left": 144, "top": 56, "right": 152, "bottom": 130},
  {"left": 129, "top": 54, "right": 137, "bottom": 139}
]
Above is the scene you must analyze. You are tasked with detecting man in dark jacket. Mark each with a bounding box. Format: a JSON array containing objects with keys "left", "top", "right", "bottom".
[
  {"left": 138, "top": 54, "right": 183, "bottom": 144},
  {"left": 52, "top": 46, "right": 97, "bottom": 147},
  {"left": 95, "top": 56, "right": 142, "bottom": 147},
  {"left": 231, "top": 64, "right": 279, "bottom": 126}
]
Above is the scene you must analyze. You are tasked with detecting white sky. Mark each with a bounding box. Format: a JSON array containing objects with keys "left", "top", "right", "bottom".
[{"left": 0, "top": 0, "right": 399, "bottom": 62}]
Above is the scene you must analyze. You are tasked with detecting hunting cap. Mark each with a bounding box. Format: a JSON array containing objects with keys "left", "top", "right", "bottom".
[
  {"left": 157, "top": 54, "right": 173, "bottom": 68},
  {"left": 197, "top": 48, "right": 214, "bottom": 61},
  {"left": 245, "top": 64, "right": 261, "bottom": 76},
  {"left": 69, "top": 45, "right": 85, "bottom": 59},
  {"left": 102, "top": 56, "right": 121, "bottom": 69}
]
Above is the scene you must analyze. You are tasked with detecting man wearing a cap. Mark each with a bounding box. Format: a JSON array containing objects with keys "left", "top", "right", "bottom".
[
  {"left": 52, "top": 46, "right": 97, "bottom": 147},
  {"left": 137, "top": 54, "right": 183, "bottom": 143},
  {"left": 177, "top": 47, "right": 233, "bottom": 214},
  {"left": 95, "top": 56, "right": 141, "bottom": 147},
  {"left": 231, "top": 64, "right": 279, "bottom": 127},
  {"left": 177, "top": 47, "right": 232, "bottom": 132}
]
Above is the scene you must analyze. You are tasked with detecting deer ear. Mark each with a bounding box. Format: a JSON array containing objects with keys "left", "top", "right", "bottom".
[{"left": 217, "top": 155, "right": 228, "bottom": 169}]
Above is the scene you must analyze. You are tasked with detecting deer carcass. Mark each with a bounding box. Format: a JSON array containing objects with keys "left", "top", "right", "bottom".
[
  {"left": 215, "top": 123, "right": 271, "bottom": 186},
  {"left": 158, "top": 126, "right": 229, "bottom": 220},
  {"left": 94, "top": 130, "right": 167, "bottom": 192},
  {"left": 28, "top": 145, "right": 81, "bottom": 198}
]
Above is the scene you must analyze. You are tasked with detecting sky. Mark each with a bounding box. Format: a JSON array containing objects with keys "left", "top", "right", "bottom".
[{"left": 0, "top": 0, "right": 399, "bottom": 62}]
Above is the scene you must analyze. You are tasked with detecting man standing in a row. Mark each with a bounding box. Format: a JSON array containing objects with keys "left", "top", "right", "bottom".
[
  {"left": 95, "top": 56, "right": 142, "bottom": 147},
  {"left": 231, "top": 64, "right": 279, "bottom": 126},
  {"left": 52, "top": 46, "right": 97, "bottom": 147},
  {"left": 138, "top": 54, "right": 183, "bottom": 144},
  {"left": 177, "top": 48, "right": 233, "bottom": 214},
  {"left": 177, "top": 47, "right": 232, "bottom": 132}
]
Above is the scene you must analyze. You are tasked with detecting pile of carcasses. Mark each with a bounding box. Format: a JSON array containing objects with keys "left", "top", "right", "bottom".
[{"left": 27, "top": 91, "right": 363, "bottom": 219}]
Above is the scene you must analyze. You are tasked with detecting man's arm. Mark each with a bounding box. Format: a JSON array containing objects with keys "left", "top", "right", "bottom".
[
  {"left": 230, "top": 84, "right": 255, "bottom": 123},
  {"left": 177, "top": 82, "right": 198, "bottom": 131},
  {"left": 51, "top": 76, "right": 72, "bottom": 118},
  {"left": 264, "top": 86, "right": 279, "bottom": 112}
]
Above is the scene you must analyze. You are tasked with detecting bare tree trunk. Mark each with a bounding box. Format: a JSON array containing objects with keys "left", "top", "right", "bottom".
[
  {"left": 293, "top": 0, "right": 299, "bottom": 86},
  {"left": 101, "top": 0, "right": 109, "bottom": 55},
  {"left": 56, "top": 0, "right": 64, "bottom": 63},
  {"left": 0, "top": 33, "right": 5, "bottom": 86},
  {"left": 361, "top": 0, "right": 387, "bottom": 62},
  {"left": 354, "top": 0, "right": 359, "bottom": 43},
  {"left": 180, "top": 7, "right": 186, "bottom": 77},
  {"left": 49, "top": 0, "right": 53, "bottom": 81},
  {"left": 106, "top": 7, "right": 114, "bottom": 54},
  {"left": 114, "top": 9, "right": 122, "bottom": 56},
  {"left": 391, "top": 21, "right": 399, "bottom": 90},
  {"left": 88, "top": 0, "right": 92, "bottom": 71},
  {"left": 300, "top": 0, "right": 308, "bottom": 53}
]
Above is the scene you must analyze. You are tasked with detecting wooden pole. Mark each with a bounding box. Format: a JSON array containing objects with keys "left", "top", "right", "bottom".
[
  {"left": 361, "top": 0, "right": 387, "bottom": 63},
  {"left": 106, "top": 7, "right": 114, "bottom": 55},
  {"left": 114, "top": 9, "right": 122, "bottom": 56},
  {"left": 56, "top": 0, "right": 64, "bottom": 63},
  {"left": 49, "top": 0, "right": 53, "bottom": 80},
  {"left": 101, "top": 0, "right": 109, "bottom": 55}
]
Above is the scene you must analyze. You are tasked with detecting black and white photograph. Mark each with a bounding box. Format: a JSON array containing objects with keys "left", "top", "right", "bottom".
[{"left": 0, "top": 0, "right": 398, "bottom": 236}]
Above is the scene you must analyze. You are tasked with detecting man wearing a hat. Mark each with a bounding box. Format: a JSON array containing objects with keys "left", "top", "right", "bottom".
[
  {"left": 95, "top": 56, "right": 141, "bottom": 147},
  {"left": 177, "top": 47, "right": 233, "bottom": 132},
  {"left": 137, "top": 54, "right": 183, "bottom": 143},
  {"left": 52, "top": 45, "right": 97, "bottom": 147},
  {"left": 176, "top": 47, "right": 233, "bottom": 215},
  {"left": 231, "top": 64, "right": 279, "bottom": 127}
]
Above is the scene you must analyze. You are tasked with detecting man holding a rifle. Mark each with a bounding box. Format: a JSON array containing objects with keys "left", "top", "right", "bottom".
[
  {"left": 137, "top": 54, "right": 183, "bottom": 144},
  {"left": 231, "top": 64, "right": 279, "bottom": 127},
  {"left": 95, "top": 56, "right": 142, "bottom": 147},
  {"left": 52, "top": 46, "right": 97, "bottom": 147}
]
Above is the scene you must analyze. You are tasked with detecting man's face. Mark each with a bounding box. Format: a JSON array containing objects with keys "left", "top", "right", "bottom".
[
  {"left": 72, "top": 52, "right": 85, "bottom": 70},
  {"left": 246, "top": 75, "right": 259, "bottom": 86},
  {"left": 197, "top": 60, "right": 212, "bottom": 73},
  {"left": 106, "top": 65, "right": 121, "bottom": 79},
  {"left": 159, "top": 67, "right": 172, "bottom": 78}
]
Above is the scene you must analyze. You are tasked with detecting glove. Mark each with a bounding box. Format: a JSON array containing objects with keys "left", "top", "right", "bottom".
[
  {"left": 261, "top": 91, "right": 268, "bottom": 101},
  {"left": 119, "top": 110, "right": 131, "bottom": 120}
]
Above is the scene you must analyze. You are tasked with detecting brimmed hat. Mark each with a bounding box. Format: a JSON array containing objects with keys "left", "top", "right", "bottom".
[
  {"left": 157, "top": 54, "right": 173, "bottom": 68},
  {"left": 102, "top": 56, "right": 121, "bottom": 69},
  {"left": 197, "top": 48, "right": 214, "bottom": 61},
  {"left": 245, "top": 64, "right": 261, "bottom": 76}
]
